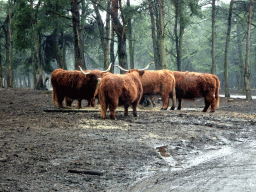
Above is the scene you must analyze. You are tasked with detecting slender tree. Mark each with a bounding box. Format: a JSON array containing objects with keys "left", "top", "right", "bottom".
[
  {"left": 104, "top": 0, "right": 111, "bottom": 69},
  {"left": 244, "top": 0, "right": 253, "bottom": 101},
  {"left": 127, "top": 0, "right": 134, "bottom": 69},
  {"left": 174, "top": 0, "right": 181, "bottom": 71},
  {"left": 157, "top": 0, "right": 167, "bottom": 69},
  {"left": 92, "top": 0, "right": 111, "bottom": 69},
  {"left": 71, "top": 0, "right": 85, "bottom": 70},
  {"left": 235, "top": 18, "right": 244, "bottom": 91},
  {"left": 211, "top": 0, "right": 216, "bottom": 74},
  {"left": 148, "top": 0, "right": 167, "bottom": 70},
  {"left": 148, "top": 0, "right": 159, "bottom": 68},
  {"left": 110, "top": 18, "right": 115, "bottom": 73},
  {"left": 30, "top": 0, "right": 44, "bottom": 90},
  {"left": 0, "top": 40, "right": 2, "bottom": 88},
  {"left": 3, "top": 0, "right": 12, "bottom": 87},
  {"left": 172, "top": 0, "right": 201, "bottom": 71},
  {"left": 224, "top": 0, "right": 234, "bottom": 97},
  {"left": 111, "top": 0, "right": 127, "bottom": 73}
]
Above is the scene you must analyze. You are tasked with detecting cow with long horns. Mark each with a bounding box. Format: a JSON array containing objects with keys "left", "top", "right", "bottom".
[
  {"left": 116, "top": 63, "right": 176, "bottom": 110},
  {"left": 51, "top": 64, "right": 112, "bottom": 108},
  {"left": 96, "top": 63, "right": 152, "bottom": 119},
  {"left": 172, "top": 71, "right": 220, "bottom": 112}
]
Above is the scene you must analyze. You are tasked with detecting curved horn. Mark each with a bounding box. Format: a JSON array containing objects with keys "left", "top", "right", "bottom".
[
  {"left": 79, "top": 66, "right": 90, "bottom": 75},
  {"left": 139, "top": 62, "right": 154, "bottom": 71},
  {"left": 102, "top": 63, "right": 112, "bottom": 73},
  {"left": 114, "top": 65, "right": 129, "bottom": 72}
]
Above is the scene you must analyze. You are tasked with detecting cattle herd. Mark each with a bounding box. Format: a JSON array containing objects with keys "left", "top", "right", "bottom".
[{"left": 51, "top": 63, "right": 220, "bottom": 119}]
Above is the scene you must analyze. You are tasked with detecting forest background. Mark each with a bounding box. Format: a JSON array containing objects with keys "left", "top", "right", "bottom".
[{"left": 0, "top": 0, "right": 255, "bottom": 100}]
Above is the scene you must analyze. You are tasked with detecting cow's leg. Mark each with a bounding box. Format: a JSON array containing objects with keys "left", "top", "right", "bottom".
[
  {"left": 170, "top": 90, "right": 176, "bottom": 110},
  {"left": 87, "top": 100, "right": 91, "bottom": 107},
  {"left": 177, "top": 98, "right": 182, "bottom": 110},
  {"left": 132, "top": 102, "right": 138, "bottom": 117},
  {"left": 90, "top": 98, "right": 95, "bottom": 107},
  {"left": 210, "top": 102, "right": 216, "bottom": 112},
  {"left": 203, "top": 95, "right": 213, "bottom": 112},
  {"left": 124, "top": 105, "right": 129, "bottom": 116},
  {"left": 109, "top": 100, "right": 118, "bottom": 120},
  {"left": 208, "top": 95, "right": 216, "bottom": 112},
  {"left": 161, "top": 94, "right": 169, "bottom": 110},
  {"left": 56, "top": 93, "right": 64, "bottom": 108},
  {"left": 65, "top": 97, "right": 72, "bottom": 107},
  {"left": 100, "top": 102, "right": 108, "bottom": 119},
  {"left": 150, "top": 96, "right": 156, "bottom": 107},
  {"left": 77, "top": 99, "right": 82, "bottom": 109},
  {"left": 87, "top": 98, "right": 95, "bottom": 107}
]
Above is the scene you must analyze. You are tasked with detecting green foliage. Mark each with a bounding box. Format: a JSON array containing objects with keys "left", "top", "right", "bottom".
[
  {"left": 0, "top": 0, "right": 255, "bottom": 90},
  {"left": 12, "top": 0, "right": 33, "bottom": 50}
]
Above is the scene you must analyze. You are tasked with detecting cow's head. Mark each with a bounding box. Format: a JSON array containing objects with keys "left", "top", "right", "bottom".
[
  {"left": 114, "top": 62, "right": 154, "bottom": 76},
  {"left": 79, "top": 63, "right": 112, "bottom": 82},
  {"left": 79, "top": 63, "right": 112, "bottom": 75}
]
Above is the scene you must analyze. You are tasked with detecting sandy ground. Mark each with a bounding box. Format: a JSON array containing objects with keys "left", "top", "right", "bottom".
[{"left": 0, "top": 88, "right": 256, "bottom": 191}]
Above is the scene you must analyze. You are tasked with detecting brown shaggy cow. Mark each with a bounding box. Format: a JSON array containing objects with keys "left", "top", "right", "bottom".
[
  {"left": 116, "top": 64, "right": 176, "bottom": 110},
  {"left": 172, "top": 71, "right": 220, "bottom": 112},
  {"left": 96, "top": 68, "right": 148, "bottom": 119},
  {"left": 51, "top": 64, "right": 111, "bottom": 108},
  {"left": 141, "top": 70, "right": 176, "bottom": 110}
]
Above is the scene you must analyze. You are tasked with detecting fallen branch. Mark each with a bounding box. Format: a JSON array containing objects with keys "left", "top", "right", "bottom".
[{"left": 68, "top": 169, "right": 103, "bottom": 176}]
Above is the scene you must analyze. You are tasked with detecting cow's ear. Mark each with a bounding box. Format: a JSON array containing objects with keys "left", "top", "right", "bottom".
[{"left": 139, "top": 70, "right": 145, "bottom": 76}]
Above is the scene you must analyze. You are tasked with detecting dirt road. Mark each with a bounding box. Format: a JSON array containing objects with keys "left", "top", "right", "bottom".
[{"left": 1, "top": 88, "right": 256, "bottom": 191}]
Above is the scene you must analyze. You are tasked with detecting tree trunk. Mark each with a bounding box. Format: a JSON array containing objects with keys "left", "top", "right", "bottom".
[
  {"left": 9, "top": 12, "right": 14, "bottom": 88},
  {"left": 31, "top": 49, "right": 37, "bottom": 89},
  {"left": 244, "top": 0, "right": 254, "bottom": 101},
  {"left": 92, "top": 0, "right": 110, "bottom": 69},
  {"left": 235, "top": 19, "right": 244, "bottom": 92},
  {"left": 0, "top": 42, "right": 2, "bottom": 88},
  {"left": 80, "top": 0, "right": 86, "bottom": 69},
  {"left": 53, "top": 29, "right": 63, "bottom": 68},
  {"left": 71, "top": 0, "right": 85, "bottom": 70},
  {"left": 179, "top": 24, "right": 184, "bottom": 70},
  {"left": 110, "top": 21, "right": 115, "bottom": 73},
  {"left": 4, "top": 1, "right": 12, "bottom": 88},
  {"left": 127, "top": 0, "right": 134, "bottom": 69},
  {"left": 35, "top": 32, "right": 44, "bottom": 90},
  {"left": 211, "top": 0, "right": 216, "bottom": 74},
  {"left": 224, "top": 0, "right": 234, "bottom": 97},
  {"left": 148, "top": 0, "right": 159, "bottom": 69},
  {"left": 111, "top": 0, "right": 127, "bottom": 73},
  {"left": 157, "top": 0, "right": 167, "bottom": 69},
  {"left": 104, "top": 0, "right": 111, "bottom": 69},
  {"left": 27, "top": 73, "right": 31, "bottom": 88},
  {"left": 60, "top": 31, "right": 67, "bottom": 70},
  {"left": 174, "top": 1, "right": 181, "bottom": 71},
  {"left": 52, "top": 3, "right": 64, "bottom": 69}
]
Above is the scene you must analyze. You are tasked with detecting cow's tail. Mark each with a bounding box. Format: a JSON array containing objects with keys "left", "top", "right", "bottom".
[
  {"left": 171, "top": 78, "right": 176, "bottom": 109},
  {"left": 215, "top": 76, "right": 220, "bottom": 109},
  {"left": 52, "top": 86, "right": 57, "bottom": 104}
]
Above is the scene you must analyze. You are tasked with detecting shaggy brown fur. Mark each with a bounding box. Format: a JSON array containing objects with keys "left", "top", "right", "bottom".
[
  {"left": 97, "top": 69, "right": 145, "bottom": 119},
  {"left": 51, "top": 69, "right": 108, "bottom": 108},
  {"left": 141, "top": 70, "right": 176, "bottom": 110},
  {"left": 172, "top": 71, "right": 220, "bottom": 112}
]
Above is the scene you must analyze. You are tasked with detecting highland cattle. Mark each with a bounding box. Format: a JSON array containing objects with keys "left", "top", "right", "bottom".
[
  {"left": 51, "top": 64, "right": 111, "bottom": 108},
  {"left": 96, "top": 64, "right": 152, "bottom": 119},
  {"left": 172, "top": 71, "right": 220, "bottom": 112},
  {"left": 117, "top": 64, "right": 176, "bottom": 110}
]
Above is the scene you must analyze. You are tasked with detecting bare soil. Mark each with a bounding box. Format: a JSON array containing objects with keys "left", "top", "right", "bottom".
[{"left": 1, "top": 88, "right": 256, "bottom": 191}]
